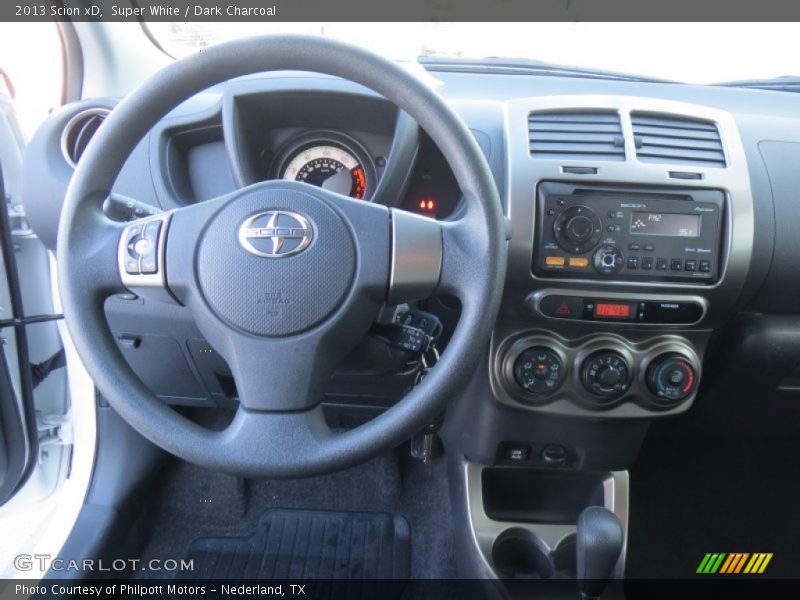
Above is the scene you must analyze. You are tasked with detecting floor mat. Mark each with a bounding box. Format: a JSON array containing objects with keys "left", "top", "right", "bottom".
[{"left": 179, "top": 509, "right": 410, "bottom": 580}]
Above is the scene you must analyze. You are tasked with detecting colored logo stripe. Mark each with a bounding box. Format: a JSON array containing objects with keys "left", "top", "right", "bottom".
[
  {"left": 697, "top": 553, "right": 726, "bottom": 573},
  {"left": 719, "top": 553, "right": 749, "bottom": 573},
  {"left": 744, "top": 553, "right": 773, "bottom": 574},
  {"left": 697, "top": 552, "right": 773, "bottom": 574}
]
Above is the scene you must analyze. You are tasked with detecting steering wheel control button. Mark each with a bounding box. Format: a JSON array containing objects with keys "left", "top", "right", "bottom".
[
  {"left": 593, "top": 245, "right": 625, "bottom": 275},
  {"left": 140, "top": 220, "right": 163, "bottom": 274},
  {"left": 513, "top": 347, "right": 565, "bottom": 394},
  {"left": 122, "top": 219, "right": 165, "bottom": 276},
  {"left": 647, "top": 353, "right": 698, "bottom": 404},
  {"left": 123, "top": 223, "right": 144, "bottom": 274},
  {"left": 581, "top": 351, "right": 631, "bottom": 402},
  {"left": 553, "top": 205, "right": 602, "bottom": 254}
]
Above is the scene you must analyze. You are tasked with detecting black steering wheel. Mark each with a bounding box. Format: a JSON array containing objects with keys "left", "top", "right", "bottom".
[{"left": 57, "top": 36, "right": 506, "bottom": 478}]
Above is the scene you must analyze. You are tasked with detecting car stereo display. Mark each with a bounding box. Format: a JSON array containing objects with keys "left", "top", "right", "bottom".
[{"left": 630, "top": 212, "right": 701, "bottom": 237}]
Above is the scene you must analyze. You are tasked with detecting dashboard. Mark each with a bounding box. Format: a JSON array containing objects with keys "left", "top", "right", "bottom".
[{"left": 19, "top": 67, "right": 800, "bottom": 431}]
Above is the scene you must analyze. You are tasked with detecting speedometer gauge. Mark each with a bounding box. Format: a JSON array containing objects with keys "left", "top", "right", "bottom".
[{"left": 276, "top": 133, "right": 375, "bottom": 200}]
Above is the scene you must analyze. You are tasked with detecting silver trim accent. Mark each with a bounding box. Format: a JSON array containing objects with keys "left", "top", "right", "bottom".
[
  {"left": 388, "top": 208, "right": 443, "bottom": 303},
  {"left": 60, "top": 107, "right": 111, "bottom": 169},
  {"left": 117, "top": 212, "right": 176, "bottom": 304},
  {"left": 237, "top": 210, "right": 313, "bottom": 258},
  {"left": 503, "top": 96, "right": 754, "bottom": 328},
  {"left": 463, "top": 462, "right": 629, "bottom": 579}
]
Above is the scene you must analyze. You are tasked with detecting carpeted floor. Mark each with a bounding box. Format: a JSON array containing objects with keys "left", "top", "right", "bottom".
[{"left": 130, "top": 449, "right": 457, "bottom": 580}]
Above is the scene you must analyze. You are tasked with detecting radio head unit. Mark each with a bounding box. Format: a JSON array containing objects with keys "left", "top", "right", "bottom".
[{"left": 533, "top": 182, "right": 726, "bottom": 284}]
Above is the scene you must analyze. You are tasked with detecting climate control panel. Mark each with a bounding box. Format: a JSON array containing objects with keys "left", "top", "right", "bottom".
[{"left": 495, "top": 332, "right": 702, "bottom": 416}]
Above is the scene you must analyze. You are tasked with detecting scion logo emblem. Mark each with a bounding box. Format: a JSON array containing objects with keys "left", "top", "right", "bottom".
[{"left": 238, "top": 211, "right": 313, "bottom": 258}]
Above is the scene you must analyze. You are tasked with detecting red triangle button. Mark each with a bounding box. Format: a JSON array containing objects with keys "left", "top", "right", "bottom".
[{"left": 555, "top": 300, "right": 572, "bottom": 316}]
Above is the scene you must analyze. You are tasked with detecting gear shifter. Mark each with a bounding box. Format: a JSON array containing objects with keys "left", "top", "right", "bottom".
[{"left": 576, "top": 506, "right": 623, "bottom": 600}]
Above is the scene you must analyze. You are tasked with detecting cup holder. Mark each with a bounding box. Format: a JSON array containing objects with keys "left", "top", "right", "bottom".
[
  {"left": 491, "top": 529, "right": 577, "bottom": 579},
  {"left": 491, "top": 528, "right": 553, "bottom": 579}
]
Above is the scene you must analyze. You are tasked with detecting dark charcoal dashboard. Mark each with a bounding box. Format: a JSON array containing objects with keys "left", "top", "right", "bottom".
[{"left": 19, "top": 68, "right": 800, "bottom": 465}]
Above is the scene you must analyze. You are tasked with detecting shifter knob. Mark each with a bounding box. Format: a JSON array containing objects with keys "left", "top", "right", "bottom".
[{"left": 576, "top": 506, "right": 623, "bottom": 600}]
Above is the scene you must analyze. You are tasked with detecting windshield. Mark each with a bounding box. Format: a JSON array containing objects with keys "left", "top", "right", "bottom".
[{"left": 148, "top": 22, "right": 797, "bottom": 85}]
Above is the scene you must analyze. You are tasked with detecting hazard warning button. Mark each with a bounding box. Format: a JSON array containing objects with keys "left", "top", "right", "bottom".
[{"left": 539, "top": 295, "right": 584, "bottom": 320}]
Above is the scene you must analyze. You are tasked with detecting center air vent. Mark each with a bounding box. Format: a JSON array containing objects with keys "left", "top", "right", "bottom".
[
  {"left": 61, "top": 107, "right": 110, "bottom": 168},
  {"left": 631, "top": 113, "right": 726, "bottom": 168},
  {"left": 528, "top": 111, "right": 625, "bottom": 161}
]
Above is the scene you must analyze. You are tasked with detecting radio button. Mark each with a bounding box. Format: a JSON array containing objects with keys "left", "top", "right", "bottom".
[
  {"left": 685, "top": 259, "right": 697, "bottom": 272},
  {"left": 626, "top": 257, "right": 639, "bottom": 270},
  {"left": 656, "top": 258, "right": 668, "bottom": 270},
  {"left": 554, "top": 205, "right": 602, "bottom": 254},
  {"left": 565, "top": 215, "right": 595, "bottom": 244},
  {"left": 670, "top": 259, "right": 683, "bottom": 271},
  {"left": 641, "top": 257, "right": 654, "bottom": 270},
  {"left": 606, "top": 224, "right": 621, "bottom": 233},
  {"left": 643, "top": 243, "right": 656, "bottom": 252},
  {"left": 699, "top": 260, "right": 711, "bottom": 273},
  {"left": 627, "top": 243, "right": 641, "bottom": 251},
  {"left": 545, "top": 256, "right": 566, "bottom": 267},
  {"left": 593, "top": 246, "right": 625, "bottom": 275},
  {"left": 569, "top": 257, "right": 589, "bottom": 268}
]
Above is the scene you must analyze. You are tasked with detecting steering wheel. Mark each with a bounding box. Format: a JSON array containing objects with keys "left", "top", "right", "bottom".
[{"left": 57, "top": 36, "right": 506, "bottom": 478}]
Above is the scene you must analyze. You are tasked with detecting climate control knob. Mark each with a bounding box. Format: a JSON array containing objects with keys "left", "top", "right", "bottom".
[
  {"left": 513, "top": 347, "right": 565, "bottom": 394},
  {"left": 581, "top": 351, "right": 630, "bottom": 401},
  {"left": 646, "top": 353, "right": 698, "bottom": 403}
]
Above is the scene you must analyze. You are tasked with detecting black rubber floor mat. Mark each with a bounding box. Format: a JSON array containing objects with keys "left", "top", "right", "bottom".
[{"left": 180, "top": 509, "right": 410, "bottom": 580}]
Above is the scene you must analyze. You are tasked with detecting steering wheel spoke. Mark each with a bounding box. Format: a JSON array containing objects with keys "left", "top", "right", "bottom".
[
  {"left": 213, "top": 406, "right": 333, "bottom": 478},
  {"left": 222, "top": 332, "right": 341, "bottom": 412}
]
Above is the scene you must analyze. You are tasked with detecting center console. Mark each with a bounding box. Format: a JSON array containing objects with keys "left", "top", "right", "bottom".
[
  {"left": 450, "top": 95, "right": 755, "bottom": 581},
  {"left": 492, "top": 95, "right": 754, "bottom": 420}
]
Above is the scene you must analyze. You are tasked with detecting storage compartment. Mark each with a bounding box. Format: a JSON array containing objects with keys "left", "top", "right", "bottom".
[
  {"left": 113, "top": 332, "right": 211, "bottom": 406},
  {"left": 482, "top": 468, "right": 605, "bottom": 524}
]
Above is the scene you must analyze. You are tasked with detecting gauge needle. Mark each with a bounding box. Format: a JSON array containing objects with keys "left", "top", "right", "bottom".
[{"left": 321, "top": 169, "right": 353, "bottom": 196}]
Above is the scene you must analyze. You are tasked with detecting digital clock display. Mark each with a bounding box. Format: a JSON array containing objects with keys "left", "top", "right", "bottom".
[
  {"left": 594, "top": 302, "right": 635, "bottom": 319},
  {"left": 630, "top": 212, "right": 701, "bottom": 237}
]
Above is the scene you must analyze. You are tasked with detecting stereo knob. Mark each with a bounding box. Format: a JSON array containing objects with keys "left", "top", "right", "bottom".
[
  {"left": 565, "top": 215, "right": 594, "bottom": 244},
  {"left": 593, "top": 245, "right": 625, "bottom": 274},
  {"left": 513, "top": 347, "right": 565, "bottom": 395},
  {"left": 646, "top": 353, "right": 698, "bottom": 403},
  {"left": 581, "top": 351, "right": 630, "bottom": 402},
  {"left": 554, "top": 206, "right": 602, "bottom": 254}
]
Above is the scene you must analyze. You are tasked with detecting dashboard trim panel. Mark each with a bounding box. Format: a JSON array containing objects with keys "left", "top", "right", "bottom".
[{"left": 503, "top": 95, "right": 755, "bottom": 328}]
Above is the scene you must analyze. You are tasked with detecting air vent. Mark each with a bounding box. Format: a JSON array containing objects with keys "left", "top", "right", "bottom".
[
  {"left": 631, "top": 113, "right": 726, "bottom": 168},
  {"left": 61, "top": 108, "right": 110, "bottom": 168},
  {"left": 528, "top": 111, "right": 625, "bottom": 161}
]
